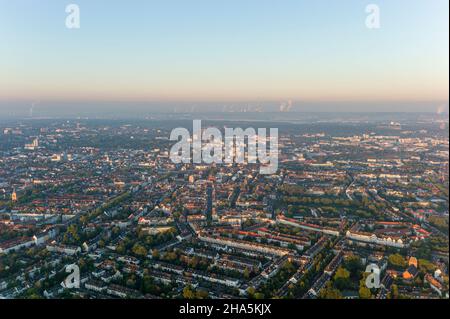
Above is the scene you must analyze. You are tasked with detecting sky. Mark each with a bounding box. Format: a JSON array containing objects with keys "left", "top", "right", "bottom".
[{"left": 0, "top": 0, "right": 448, "bottom": 114}]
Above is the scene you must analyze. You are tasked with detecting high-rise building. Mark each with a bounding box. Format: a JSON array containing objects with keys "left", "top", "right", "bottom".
[
  {"left": 206, "top": 183, "right": 213, "bottom": 223},
  {"left": 24, "top": 138, "right": 39, "bottom": 150}
]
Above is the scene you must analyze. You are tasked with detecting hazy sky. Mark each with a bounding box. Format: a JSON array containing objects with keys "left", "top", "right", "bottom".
[{"left": 0, "top": 0, "right": 448, "bottom": 111}]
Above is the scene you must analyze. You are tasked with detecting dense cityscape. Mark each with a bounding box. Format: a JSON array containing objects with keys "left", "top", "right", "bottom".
[{"left": 0, "top": 113, "right": 448, "bottom": 300}]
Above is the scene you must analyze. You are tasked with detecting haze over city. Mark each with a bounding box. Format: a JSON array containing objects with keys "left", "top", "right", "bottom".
[{"left": 0, "top": 0, "right": 448, "bottom": 117}]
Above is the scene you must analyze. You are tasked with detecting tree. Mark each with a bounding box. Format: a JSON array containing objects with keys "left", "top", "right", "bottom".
[
  {"left": 188, "top": 256, "right": 199, "bottom": 268},
  {"left": 254, "top": 293, "right": 265, "bottom": 299},
  {"left": 334, "top": 267, "right": 352, "bottom": 290},
  {"left": 334, "top": 267, "right": 350, "bottom": 280},
  {"left": 126, "top": 277, "right": 137, "bottom": 288},
  {"left": 246, "top": 287, "right": 256, "bottom": 298},
  {"left": 116, "top": 242, "right": 126, "bottom": 254},
  {"left": 388, "top": 254, "right": 407, "bottom": 269},
  {"left": 359, "top": 286, "right": 372, "bottom": 299},
  {"left": 132, "top": 244, "right": 147, "bottom": 257},
  {"left": 152, "top": 249, "right": 160, "bottom": 259},
  {"left": 80, "top": 215, "right": 88, "bottom": 225},
  {"left": 321, "top": 287, "right": 343, "bottom": 299},
  {"left": 418, "top": 259, "right": 435, "bottom": 273},
  {"left": 183, "top": 286, "right": 196, "bottom": 299},
  {"left": 320, "top": 282, "right": 343, "bottom": 299},
  {"left": 196, "top": 289, "right": 209, "bottom": 299},
  {"left": 65, "top": 224, "right": 80, "bottom": 243},
  {"left": 344, "top": 255, "right": 363, "bottom": 276},
  {"left": 391, "top": 284, "right": 399, "bottom": 299},
  {"left": 142, "top": 275, "right": 159, "bottom": 294}
]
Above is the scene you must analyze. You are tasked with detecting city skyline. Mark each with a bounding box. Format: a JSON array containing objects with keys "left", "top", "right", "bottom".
[{"left": 1, "top": 115, "right": 448, "bottom": 301}]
